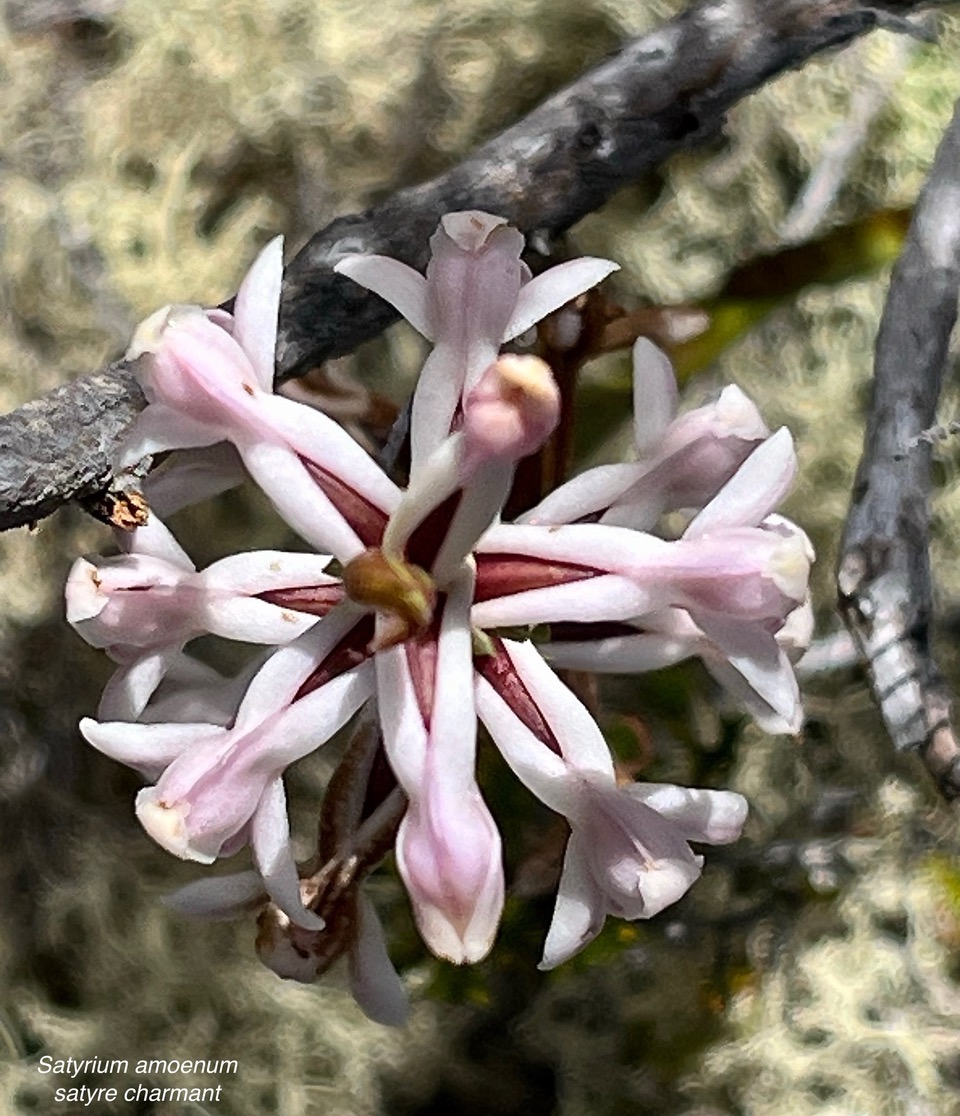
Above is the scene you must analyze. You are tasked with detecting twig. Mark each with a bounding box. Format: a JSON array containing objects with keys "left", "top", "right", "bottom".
[
  {"left": 0, "top": 0, "right": 949, "bottom": 530},
  {"left": 837, "top": 96, "right": 960, "bottom": 800},
  {"left": 779, "top": 37, "right": 916, "bottom": 244}
]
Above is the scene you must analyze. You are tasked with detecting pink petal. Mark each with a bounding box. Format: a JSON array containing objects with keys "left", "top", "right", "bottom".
[
  {"left": 703, "top": 655, "right": 802, "bottom": 735},
  {"left": 685, "top": 427, "right": 796, "bottom": 538},
  {"left": 255, "top": 392, "right": 401, "bottom": 516},
  {"left": 539, "top": 830, "right": 605, "bottom": 970},
  {"left": 429, "top": 571, "right": 482, "bottom": 779},
  {"left": 495, "top": 639, "right": 614, "bottom": 776},
  {"left": 251, "top": 777, "right": 324, "bottom": 930},
  {"left": 470, "top": 573, "right": 658, "bottom": 628},
  {"left": 239, "top": 439, "right": 365, "bottom": 561},
  {"left": 475, "top": 674, "right": 572, "bottom": 814},
  {"left": 233, "top": 236, "right": 283, "bottom": 391},
  {"left": 476, "top": 522, "right": 670, "bottom": 571},
  {"left": 631, "top": 339, "right": 678, "bottom": 452},
  {"left": 694, "top": 612, "right": 802, "bottom": 726},
  {"left": 119, "top": 402, "right": 221, "bottom": 466},
  {"left": 541, "top": 628, "right": 696, "bottom": 674},
  {"left": 334, "top": 255, "right": 431, "bottom": 339},
  {"left": 202, "top": 597, "right": 320, "bottom": 644},
  {"left": 80, "top": 717, "right": 222, "bottom": 780},
  {"left": 163, "top": 871, "right": 266, "bottom": 920},
  {"left": 140, "top": 653, "right": 261, "bottom": 727},
  {"left": 239, "top": 656, "right": 375, "bottom": 757},
  {"left": 409, "top": 344, "right": 479, "bottom": 471},
  {"left": 380, "top": 434, "right": 464, "bottom": 558},
  {"left": 349, "top": 892, "right": 409, "bottom": 1026},
  {"left": 625, "top": 783, "right": 748, "bottom": 845},
  {"left": 503, "top": 258, "right": 620, "bottom": 341},
  {"left": 428, "top": 461, "right": 514, "bottom": 587},
  {"left": 144, "top": 444, "right": 247, "bottom": 517},
  {"left": 98, "top": 647, "right": 184, "bottom": 721},
  {"left": 519, "top": 463, "right": 645, "bottom": 526},
  {"left": 119, "top": 513, "right": 194, "bottom": 568},
  {"left": 200, "top": 550, "right": 334, "bottom": 594}
]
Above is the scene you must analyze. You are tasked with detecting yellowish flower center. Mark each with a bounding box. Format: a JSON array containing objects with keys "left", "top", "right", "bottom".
[{"left": 342, "top": 548, "right": 437, "bottom": 648}]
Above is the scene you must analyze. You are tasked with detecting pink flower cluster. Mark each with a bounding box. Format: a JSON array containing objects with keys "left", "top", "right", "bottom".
[{"left": 67, "top": 212, "right": 812, "bottom": 1025}]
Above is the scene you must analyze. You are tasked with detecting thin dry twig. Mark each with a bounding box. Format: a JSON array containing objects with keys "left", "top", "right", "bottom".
[
  {"left": 779, "top": 36, "right": 917, "bottom": 243},
  {"left": 0, "top": 0, "right": 947, "bottom": 529},
  {"left": 838, "top": 96, "right": 960, "bottom": 800}
]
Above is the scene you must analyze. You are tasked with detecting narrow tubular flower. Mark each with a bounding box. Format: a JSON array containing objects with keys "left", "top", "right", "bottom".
[
  {"left": 335, "top": 210, "right": 618, "bottom": 471},
  {"left": 473, "top": 420, "right": 813, "bottom": 731},
  {"left": 522, "top": 337, "right": 769, "bottom": 530},
  {"left": 163, "top": 722, "right": 410, "bottom": 1026},
  {"left": 66, "top": 512, "right": 340, "bottom": 719},
  {"left": 81, "top": 605, "right": 376, "bottom": 927},
  {"left": 475, "top": 638, "right": 747, "bottom": 967},
  {"left": 122, "top": 236, "right": 401, "bottom": 560},
  {"left": 537, "top": 432, "right": 811, "bottom": 732},
  {"left": 378, "top": 568, "right": 504, "bottom": 963}
]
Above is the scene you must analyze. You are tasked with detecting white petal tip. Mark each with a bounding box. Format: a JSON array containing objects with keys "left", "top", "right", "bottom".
[
  {"left": 135, "top": 790, "right": 215, "bottom": 864},
  {"left": 289, "top": 908, "right": 326, "bottom": 932},
  {"left": 333, "top": 257, "right": 361, "bottom": 277},
  {"left": 65, "top": 559, "right": 107, "bottom": 623},
  {"left": 126, "top": 306, "right": 175, "bottom": 360},
  {"left": 418, "top": 911, "right": 495, "bottom": 965}
]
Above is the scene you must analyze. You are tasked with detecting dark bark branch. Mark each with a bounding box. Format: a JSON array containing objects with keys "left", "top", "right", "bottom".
[
  {"left": 0, "top": 0, "right": 946, "bottom": 530},
  {"left": 0, "top": 364, "right": 144, "bottom": 528},
  {"left": 837, "top": 96, "right": 960, "bottom": 800}
]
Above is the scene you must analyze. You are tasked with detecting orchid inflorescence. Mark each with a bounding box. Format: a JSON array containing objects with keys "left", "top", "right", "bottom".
[{"left": 66, "top": 211, "right": 812, "bottom": 1026}]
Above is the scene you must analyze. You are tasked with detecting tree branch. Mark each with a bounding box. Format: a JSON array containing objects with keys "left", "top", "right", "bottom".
[
  {"left": 0, "top": 0, "right": 946, "bottom": 529},
  {"left": 837, "top": 96, "right": 960, "bottom": 800}
]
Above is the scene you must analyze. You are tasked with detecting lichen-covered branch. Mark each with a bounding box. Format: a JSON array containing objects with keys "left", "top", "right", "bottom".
[
  {"left": 0, "top": 0, "right": 946, "bottom": 530},
  {"left": 838, "top": 96, "right": 960, "bottom": 800}
]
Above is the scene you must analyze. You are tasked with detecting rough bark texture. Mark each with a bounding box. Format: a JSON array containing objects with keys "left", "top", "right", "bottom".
[
  {"left": 838, "top": 97, "right": 960, "bottom": 799},
  {"left": 0, "top": 0, "right": 946, "bottom": 529},
  {"left": 0, "top": 364, "right": 144, "bottom": 529}
]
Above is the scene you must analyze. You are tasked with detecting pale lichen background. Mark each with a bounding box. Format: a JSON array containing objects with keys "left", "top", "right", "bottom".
[{"left": 3, "top": 2, "right": 960, "bottom": 1115}]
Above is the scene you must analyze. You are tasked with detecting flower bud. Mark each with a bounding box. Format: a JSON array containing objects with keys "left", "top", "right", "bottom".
[{"left": 462, "top": 354, "right": 560, "bottom": 467}]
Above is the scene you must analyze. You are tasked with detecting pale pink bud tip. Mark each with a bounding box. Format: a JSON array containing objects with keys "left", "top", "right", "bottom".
[
  {"left": 135, "top": 789, "right": 216, "bottom": 865},
  {"left": 417, "top": 910, "right": 495, "bottom": 965},
  {"left": 126, "top": 305, "right": 199, "bottom": 360},
  {"left": 439, "top": 210, "right": 508, "bottom": 252},
  {"left": 767, "top": 531, "right": 814, "bottom": 603},
  {"left": 715, "top": 385, "right": 769, "bottom": 439},
  {"left": 65, "top": 559, "right": 106, "bottom": 623},
  {"left": 462, "top": 354, "right": 560, "bottom": 463}
]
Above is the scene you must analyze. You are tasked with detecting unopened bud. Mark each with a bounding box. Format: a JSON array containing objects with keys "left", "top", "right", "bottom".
[{"left": 462, "top": 354, "right": 560, "bottom": 464}]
